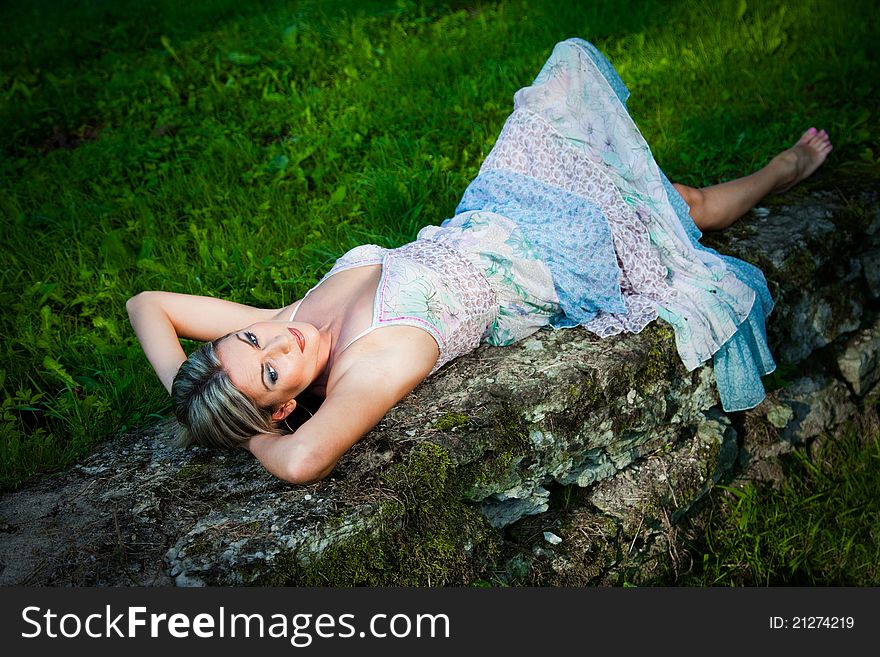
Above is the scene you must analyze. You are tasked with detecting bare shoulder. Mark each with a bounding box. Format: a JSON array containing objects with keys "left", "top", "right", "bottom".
[
  {"left": 305, "top": 327, "right": 437, "bottom": 462},
  {"left": 326, "top": 325, "right": 440, "bottom": 399}
]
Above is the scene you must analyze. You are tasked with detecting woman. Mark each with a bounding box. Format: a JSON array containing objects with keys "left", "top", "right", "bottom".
[{"left": 127, "top": 39, "right": 832, "bottom": 484}]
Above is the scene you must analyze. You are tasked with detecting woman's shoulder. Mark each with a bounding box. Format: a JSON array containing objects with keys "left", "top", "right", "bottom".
[{"left": 325, "top": 324, "right": 439, "bottom": 393}]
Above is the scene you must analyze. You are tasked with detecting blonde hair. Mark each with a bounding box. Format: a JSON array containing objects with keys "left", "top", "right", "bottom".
[{"left": 171, "top": 338, "right": 280, "bottom": 449}]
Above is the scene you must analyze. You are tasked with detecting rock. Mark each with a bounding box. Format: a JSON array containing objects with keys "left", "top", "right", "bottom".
[
  {"left": 0, "top": 186, "right": 877, "bottom": 586},
  {"left": 480, "top": 482, "right": 551, "bottom": 529},
  {"left": 836, "top": 318, "right": 880, "bottom": 395},
  {"left": 735, "top": 374, "right": 857, "bottom": 487},
  {"left": 587, "top": 409, "right": 737, "bottom": 528},
  {"left": 862, "top": 249, "right": 880, "bottom": 299},
  {"left": 766, "top": 403, "right": 794, "bottom": 429},
  {"left": 777, "top": 376, "right": 857, "bottom": 444}
]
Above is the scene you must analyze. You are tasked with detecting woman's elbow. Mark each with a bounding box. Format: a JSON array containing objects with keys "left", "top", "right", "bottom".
[
  {"left": 281, "top": 454, "right": 334, "bottom": 485},
  {"left": 126, "top": 293, "right": 141, "bottom": 315},
  {"left": 126, "top": 291, "right": 153, "bottom": 316}
]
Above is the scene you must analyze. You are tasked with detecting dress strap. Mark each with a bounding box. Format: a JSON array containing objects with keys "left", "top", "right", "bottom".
[{"left": 339, "top": 326, "right": 380, "bottom": 354}]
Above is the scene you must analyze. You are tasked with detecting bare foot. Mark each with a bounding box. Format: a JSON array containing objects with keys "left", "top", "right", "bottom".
[{"left": 770, "top": 127, "right": 833, "bottom": 194}]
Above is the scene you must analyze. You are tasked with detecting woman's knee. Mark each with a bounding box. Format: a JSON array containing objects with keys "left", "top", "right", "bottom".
[{"left": 673, "top": 183, "right": 706, "bottom": 226}]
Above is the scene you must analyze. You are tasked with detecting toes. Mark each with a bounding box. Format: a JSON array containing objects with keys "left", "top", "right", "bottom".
[
  {"left": 799, "top": 128, "right": 831, "bottom": 150},
  {"left": 798, "top": 127, "right": 817, "bottom": 144}
]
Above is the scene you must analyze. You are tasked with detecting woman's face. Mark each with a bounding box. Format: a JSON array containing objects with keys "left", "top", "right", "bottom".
[{"left": 215, "top": 321, "right": 321, "bottom": 411}]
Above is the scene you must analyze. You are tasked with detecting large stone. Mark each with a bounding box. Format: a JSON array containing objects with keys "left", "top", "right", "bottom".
[
  {"left": 861, "top": 249, "right": 880, "bottom": 299},
  {"left": 0, "top": 186, "right": 877, "bottom": 587},
  {"left": 776, "top": 376, "right": 857, "bottom": 444},
  {"left": 733, "top": 374, "right": 857, "bottom": 487}
]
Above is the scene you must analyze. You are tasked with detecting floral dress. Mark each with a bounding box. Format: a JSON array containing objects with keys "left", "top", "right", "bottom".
[{"left": 309, "top": 39, "right": 776, "bottom": 410}]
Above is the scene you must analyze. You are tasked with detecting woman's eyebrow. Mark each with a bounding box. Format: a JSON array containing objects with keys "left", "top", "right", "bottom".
[{"left": 234, "top": 333, "right": 270, "bottom": 390}]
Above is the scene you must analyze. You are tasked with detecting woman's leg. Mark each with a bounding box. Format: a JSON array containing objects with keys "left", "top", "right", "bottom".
[{"left": 673, "top": 128, "right": 833, "bottom": 232}]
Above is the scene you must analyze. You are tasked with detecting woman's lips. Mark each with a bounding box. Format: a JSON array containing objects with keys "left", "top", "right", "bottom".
[{"left": 288, "top": 328, "right": 305, "bottom": 352}]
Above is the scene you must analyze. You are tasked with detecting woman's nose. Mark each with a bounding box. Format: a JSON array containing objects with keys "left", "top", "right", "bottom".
[{"left": 267, "top": 334, "right": 292, "bottom": 355}]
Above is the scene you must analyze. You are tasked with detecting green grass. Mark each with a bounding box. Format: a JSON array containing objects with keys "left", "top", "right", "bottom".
[
  {"left": 675, "top": 413, "right": 880, "bottom": 586},
  {"left": 0, "top": 0, "right": 878, "bottom": 512}
]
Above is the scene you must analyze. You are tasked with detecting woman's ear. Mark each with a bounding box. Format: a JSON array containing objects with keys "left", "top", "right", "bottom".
[{"left": 271, "top": 399, "right": 297, "bottom": 421}]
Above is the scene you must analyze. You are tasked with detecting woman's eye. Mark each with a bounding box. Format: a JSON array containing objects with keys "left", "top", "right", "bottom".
[
  {"left": 245, "top": 331, "right": 259, "bottom": 347},
  {"left": 267, "top": 364, "right": 278, "bottom": 383}
]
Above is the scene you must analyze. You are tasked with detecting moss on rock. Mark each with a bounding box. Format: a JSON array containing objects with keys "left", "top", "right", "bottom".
[
  {"left": 462, "top": 404, "right": 530, "bottom": 492},
  {"left": 432, "top": 412, "right": 470, "bottom": 431},
  {"left": 262, "top": 442, "right": 501, "bottom": 585}
]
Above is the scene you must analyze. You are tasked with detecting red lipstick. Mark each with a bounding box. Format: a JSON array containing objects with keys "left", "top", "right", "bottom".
[{"left": 288, "top": 327, "right": 305, "bottom": 352}]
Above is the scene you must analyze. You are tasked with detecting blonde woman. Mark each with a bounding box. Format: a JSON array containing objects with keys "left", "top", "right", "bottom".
[{"left": 128, "top": 39, "right": 831, "bottom": 484}]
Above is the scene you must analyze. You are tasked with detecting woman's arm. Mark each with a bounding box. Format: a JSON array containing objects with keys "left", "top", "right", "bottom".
[
  {"left": 126, "top": 291, "right": 284, "bottom": 393},
  {"left": 247, "top": 328, "right": 438, "bottom": 483}
]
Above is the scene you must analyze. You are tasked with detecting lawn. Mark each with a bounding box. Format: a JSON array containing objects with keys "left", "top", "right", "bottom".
[{"left": 1, "top": 0, "right": 878, "bottom": 583}]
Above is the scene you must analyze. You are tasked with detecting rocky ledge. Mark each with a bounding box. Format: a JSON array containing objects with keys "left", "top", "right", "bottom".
[{"left": 1, "top": 181, "right": 878, "bottom": 586}]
